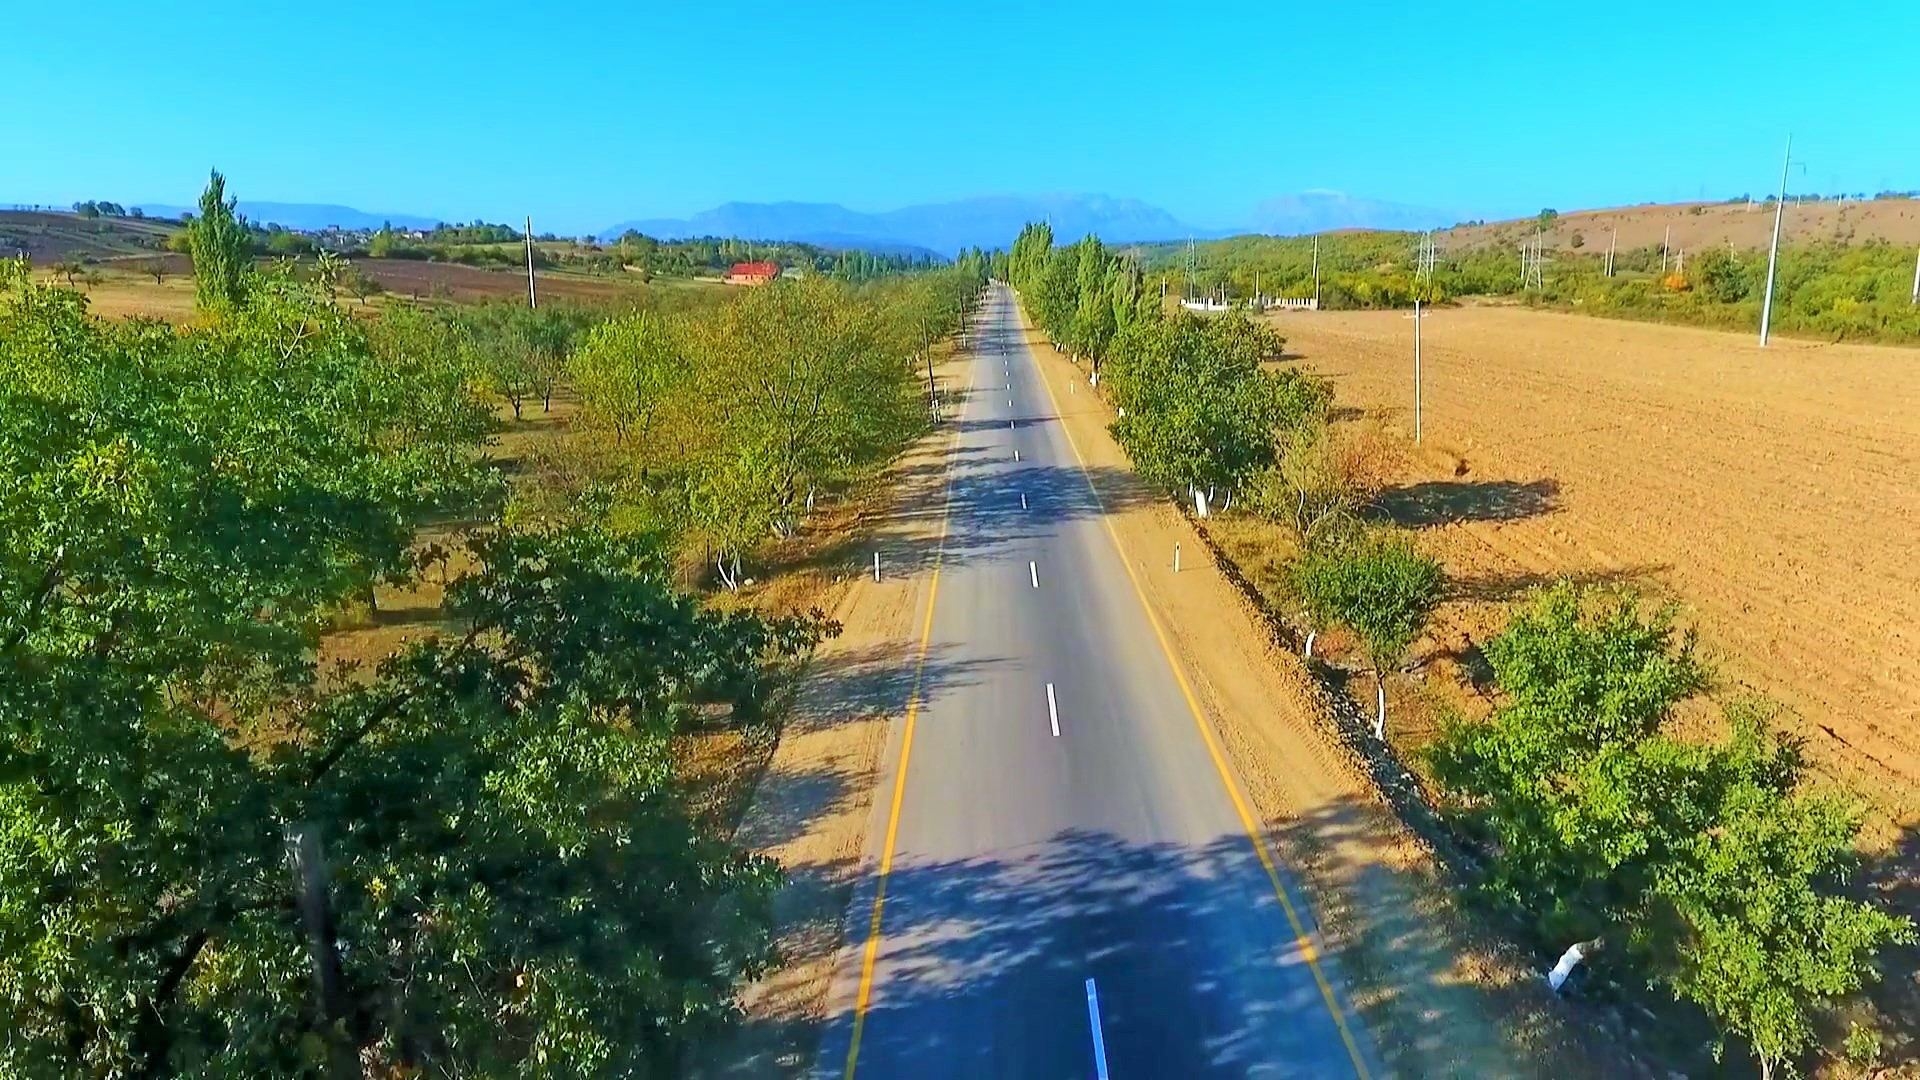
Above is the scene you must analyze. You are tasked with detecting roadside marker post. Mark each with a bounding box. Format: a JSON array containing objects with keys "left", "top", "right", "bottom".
[
  {"left": 1174, "top": 542, "right": 1181, "bottom": 573},
  {"left": 1046, "top": 683, "right": 1060, "bottom": 737},
  {"left": 1021, "top": 492, "right": 1028, "bottom": 510},
  {"left": 872, "top": 552, "right": 880, "bottom": 583},
  {"left": 1030, "top": 561, "right": 1039, "bottom": 589}
]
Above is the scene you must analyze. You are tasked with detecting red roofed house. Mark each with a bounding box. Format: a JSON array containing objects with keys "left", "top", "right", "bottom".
[{"left": 726, "top": 261, "right": 781, "bottom": 286}]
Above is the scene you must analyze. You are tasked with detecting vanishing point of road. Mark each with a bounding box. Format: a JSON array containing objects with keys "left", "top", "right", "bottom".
[{"left": 816, "top": 283, "right": 1381, "bottom": 1078}]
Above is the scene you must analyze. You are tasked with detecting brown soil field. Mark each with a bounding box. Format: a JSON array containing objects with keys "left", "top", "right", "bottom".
[
  {"left": 0, "top": 209, "right": 178, "bottom": 261},
  {"left": 350, "top": 259, "right": 651, "bottom": 305},
  {"left": 1258, "top": 303, "right": 1920, "bottom": 1060},
  {"left": 41, "top": 257, "right": 667, "bottom": 321},
  {"left": 1440, "top": 197, "right": 1920, "bottom": 253},
  {"left": 1260, "top": 305, "right": 1920, "bottom": 817}
]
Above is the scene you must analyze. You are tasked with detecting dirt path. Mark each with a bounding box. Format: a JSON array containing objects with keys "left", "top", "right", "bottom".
[{"left": 1017, "top": 314, "right": 1628, "bottom": 1077}]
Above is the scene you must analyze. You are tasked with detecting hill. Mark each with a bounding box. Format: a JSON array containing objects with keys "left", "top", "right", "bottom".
[
  {"left": 133, "top": 201, "right": 442, "bottom": 232},
  {"left": 0, "top": 210, "right": 178, "bottom": 262},
  {"left": 598, "top": 194, "right": 1205, "bottom": 254},
  {"left": 1439, "top": 196, "right": 1920, "bottom": 254}
]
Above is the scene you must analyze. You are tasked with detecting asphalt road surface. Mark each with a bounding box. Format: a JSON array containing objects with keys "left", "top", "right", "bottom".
[{"left": 817, "top": 283, "right": 1379, "bottom": 1079}]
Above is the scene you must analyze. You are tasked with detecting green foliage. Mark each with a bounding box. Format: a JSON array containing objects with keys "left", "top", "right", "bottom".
[
  {"left": 0, "top": 261, "right": 832, "bottom": 1075},
  {"left": 1103, "top": 312, "right": 1319, "bottom": 495},
  {"left": 187, "top": 169, "right": 254, "bottom": 313},
  {"left": 1425, "top": 583, "right": 1912, "bottom": 1077},
  {"left": 1146, "top": 230, "right": 1920, "bottom": 343},
  {"left": 550, "top": 266, "right": 984, "bottom": 570},
  {"left": 1289, "top": 527, "right": 1442, "bottom": 675}
]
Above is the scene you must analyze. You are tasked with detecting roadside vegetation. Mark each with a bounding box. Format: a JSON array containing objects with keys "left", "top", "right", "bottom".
[
  {"left": 1147, "top": 205, "right": 1920, "bottom": 344},
  {"left": 1009, "top": 221, "right": 1913, "bottom": 1078},
  {"left": 0, "top": 172, "right": 983, "bottom": 1076}
]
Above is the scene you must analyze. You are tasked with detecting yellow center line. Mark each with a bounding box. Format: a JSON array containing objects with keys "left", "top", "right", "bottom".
[
  {"left": 1025, "top": 308, "right": 1373, "bottom": 1079},
  {"left": 841, "top": 342, "right": 966, "bottom": 1080}
]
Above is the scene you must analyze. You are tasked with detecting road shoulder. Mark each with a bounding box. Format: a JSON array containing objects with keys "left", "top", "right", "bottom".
[
  {"left": 1018, "top": 308, "right": 1625, "bottom": 1078},
  {"left": 690, "top": 343, "right": 967, "bottom": 1078}
]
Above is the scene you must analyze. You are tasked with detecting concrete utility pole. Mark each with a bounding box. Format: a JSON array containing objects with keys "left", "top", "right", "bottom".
[
  {"left": 1661, "top": 225, "right": 1672, "bottom": 274},
  {"left": 1760, "top": 136, "right": 1792, "bottom": 347},
  {"left": 1911, "top": 248, "right": 1919, "bottom": 305},
  {"left": 1605, "top": 228, "right": 1617, "bottom": 276},
  {"left": 525, "top": 215, "right": 538, "bottom": 309},
  {"left": 1311, "top": 237, "right": 1321, "bottom": 307},
  {"left": 1413, "top": 298, "right": 1423, "bottom": 443}
]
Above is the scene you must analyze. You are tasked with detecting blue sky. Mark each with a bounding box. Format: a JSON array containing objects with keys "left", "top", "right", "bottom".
[{"left": 7, "top": 0, "right": 1916, "bottom": 234}]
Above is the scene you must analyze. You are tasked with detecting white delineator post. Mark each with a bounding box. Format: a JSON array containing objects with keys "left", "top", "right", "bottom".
[
  {"left": 1173, "top": 543, "right": 1181, "bottom": 573},
  {"left": 1373, "top": 675, "right": 1387, "bottom": 740},
  {"left": 872, "top": 552, "right": 880, "bottom": 583}
]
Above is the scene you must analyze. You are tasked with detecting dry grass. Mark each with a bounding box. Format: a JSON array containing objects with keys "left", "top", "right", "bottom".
[{"left": 1441, "top": 196, "right": 1920, "bottom": 253}]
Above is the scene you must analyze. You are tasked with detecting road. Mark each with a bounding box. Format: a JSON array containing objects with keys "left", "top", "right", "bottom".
[{"left": 816, "top": 283, "right": 1378, "bottom": 1078}]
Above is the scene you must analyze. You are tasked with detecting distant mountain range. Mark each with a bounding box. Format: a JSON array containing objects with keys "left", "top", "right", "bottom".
[
  {"left": 598, "top": 192, "right": 1455, "bottom": 255},
  {"left": 597, "top": 194, "right": 1200, "bottom": 255},
  {"left": 118, "top": 191, "right": 1456, "bottom": 254},
  {"left": 133, "top": 202, "right": 442, "bottom": 232}
]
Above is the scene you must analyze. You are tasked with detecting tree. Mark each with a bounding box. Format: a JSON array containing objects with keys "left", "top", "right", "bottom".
[
  {"left": 339, "top": 261, "right": 384, "bottom": 305},
  {"left": 187, "top": 169, "right": 254, "bottom": 312},
  {"left": 1693, "top": 247, "right": 1752, "bottom": 303},
  {"left": 1104, "top": 312, "right": 1319, "bottom": 502},
  {"left": 1426, "top": 584, "right": 1911, "bottom": 1077},
  {"left": 1537, "top": 208, "right": 1560, "bottom": 230},
  {"left": 145, "top": 258, "right": 168, "bottom": 285},
  {"left": 573, "top": 311, "right": 688, "bottom": 445},
  {"left": 0, "top": 260, "right": 820, "bottom": 1074},
  {"left": 1655, "top": 711, "right": 1914, "bottom": 1078},
  {"left": 50, "top": 259, "right": 81, "bottom": 286},
  {"left": 1290, "top": 527, "right": 1442, "bottom": 738}
]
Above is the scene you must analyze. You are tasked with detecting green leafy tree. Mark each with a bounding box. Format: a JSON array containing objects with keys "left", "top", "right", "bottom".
[
  {"left": 1426, "top": 584, "right": 1910, "bottom": 1077},
  {"left": 1290, "top": 527, "right": 1442, "bottom": 737},
  {"left": 1104, "top": 312, "right": 1319, "bottom": 501},
  {"left": 570, "top": 310, "right": 689, "bottom": 445},
  {"left": 0, "top": 260, "right": 825, "bottom": 1075},
  {"left": 187, "top": 169, "right": 254, "bottom": 312}
]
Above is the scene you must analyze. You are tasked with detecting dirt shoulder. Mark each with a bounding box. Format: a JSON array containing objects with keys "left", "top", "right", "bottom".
[
  {"left": 691, "top": 343, "right": 968, "bottom": 1077},
  {"left": 1019, "top": 311, "right": 1635, "bottom": 1077}
]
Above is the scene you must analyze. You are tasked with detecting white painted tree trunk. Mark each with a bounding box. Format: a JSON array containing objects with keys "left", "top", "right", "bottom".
[
  {"left": 1546, "top": 939, "right": 1596, "bottom": 992},
  {"left": 1194, "top": 489, "right": 1209, "bottom": 518},
  {"left": 1303, "top": 629, "right": 1316, "bottom": 659},
  {"left": 1373, "top": 675, "right": 1386, "bottom": 740},
  {"left": 716, "top": 554, "right": 738, "bottom": 592}
]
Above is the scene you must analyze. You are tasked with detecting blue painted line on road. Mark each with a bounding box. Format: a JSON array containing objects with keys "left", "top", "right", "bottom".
[{"left": 1085, "top": 977, "right": 1110, "bottom": 1080}]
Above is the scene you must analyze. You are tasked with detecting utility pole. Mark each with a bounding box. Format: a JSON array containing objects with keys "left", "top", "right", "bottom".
[
  {"left": 524, "top": 215, "right": 538, "bottom": 309},
  {"left": 1413, "top": 298, "right": 1423, "bottom": 443},
  {"left": 1605, "top": 228, "right": 1617, "bottom": 276},
  {"left": 1910, "top": 248, "right": 1919, "bottom": 305},
  {"left": 1311, "top": 237, "right": 1320, "bottom": 308},
  {"left": 1759, "top": 136, "right": 1792, "bottom": 347},
  {"left": 1661, "top": 225, "right": 1671, "bottom": 275}
]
